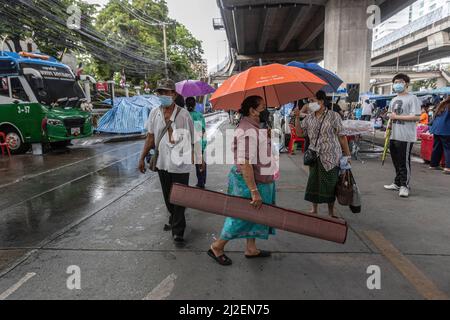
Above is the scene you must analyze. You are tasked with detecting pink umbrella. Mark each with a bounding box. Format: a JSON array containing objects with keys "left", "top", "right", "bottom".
[{"left": 176, "top": 80, "right": 216, "bottom": 97}]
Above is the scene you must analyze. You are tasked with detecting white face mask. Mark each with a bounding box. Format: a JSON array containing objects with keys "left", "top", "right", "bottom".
[{"left": 308, "top": 102, "right": 321, "bottom": 113}]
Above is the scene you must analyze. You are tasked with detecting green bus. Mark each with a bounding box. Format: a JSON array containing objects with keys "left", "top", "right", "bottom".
[{"left": 0, "top": 51, "right": 93, "bottom": 154}]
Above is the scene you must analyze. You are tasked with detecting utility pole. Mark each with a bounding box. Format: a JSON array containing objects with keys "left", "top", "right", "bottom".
[
  {"left": 162, "top": 23, "right": 169, "bottom": 79},
  {"left": 136, "top": 18, "right": 172, "bottom": 79}
]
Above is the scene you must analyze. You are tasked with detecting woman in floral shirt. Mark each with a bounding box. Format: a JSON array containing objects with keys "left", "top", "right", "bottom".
[{"left": 295, "top": 90, "right": 351, "bottom": 217}]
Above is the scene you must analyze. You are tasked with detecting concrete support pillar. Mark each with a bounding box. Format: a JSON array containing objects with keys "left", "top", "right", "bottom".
[
  {"left": 324, "top": 0, "right": 374, "bottom": 93},
  {"left": 436, "top": 77, "right": 448, "bottom": 89}
]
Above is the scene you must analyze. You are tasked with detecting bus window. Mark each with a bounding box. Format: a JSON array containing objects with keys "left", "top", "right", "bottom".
[
  {"left": 10, "top": 77, "right": 30, "bottom": 102},
  {"left": 1, "top": 77, "right": 10, "bottom": 99}
]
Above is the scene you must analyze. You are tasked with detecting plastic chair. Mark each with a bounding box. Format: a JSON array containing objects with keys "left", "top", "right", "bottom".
[
  {"left": 0, "top": 132, "right": 11, "bottom": 158},
  {"left": 288, "top": 124, "right": 305, "bottom": 154}
]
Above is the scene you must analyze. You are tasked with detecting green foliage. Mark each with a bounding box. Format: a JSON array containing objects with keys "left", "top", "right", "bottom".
[
  {"left": 411, "top": 78, "right": 437, "bottom": 91},
  {"left": 90, "top": 0, "right": 204, "bottom": 84},
  {"left": 1, "top": 0, "right": 205, "bottom": 86}
]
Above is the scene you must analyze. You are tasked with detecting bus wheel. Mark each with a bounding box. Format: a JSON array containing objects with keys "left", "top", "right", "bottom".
[{"left": 4, "top": 128, "right": 30, "bottom": 154}]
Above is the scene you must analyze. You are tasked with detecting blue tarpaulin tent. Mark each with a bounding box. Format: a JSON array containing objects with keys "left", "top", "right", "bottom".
[{"left": 96, "top": 95, "right": 161, "bottom": 134}]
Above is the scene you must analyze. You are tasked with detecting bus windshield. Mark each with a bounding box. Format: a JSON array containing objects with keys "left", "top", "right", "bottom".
[{"left": 20, "top": 62, "right": 84, "bottom": 107}]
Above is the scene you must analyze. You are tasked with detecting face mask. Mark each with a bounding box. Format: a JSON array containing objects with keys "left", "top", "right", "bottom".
[
  {"left": 393, "top": 83, "right": 405, "bottom": 93},
  {"left": 259, "top": 109, "right": 270, "bottom": 124},
  {"left": 159, "top": 95, "right": 174, "bottom": 107},
  {"left": 308, "top": 102, "right": 321, "bottom": 113}
]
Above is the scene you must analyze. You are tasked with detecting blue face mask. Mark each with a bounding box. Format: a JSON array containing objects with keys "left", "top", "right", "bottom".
[
  {"left": 159, "top": 95, "right": 174, "bottom": 107},
  {"left": 393, "top": 83, "right": 405, "bottom": 93}
]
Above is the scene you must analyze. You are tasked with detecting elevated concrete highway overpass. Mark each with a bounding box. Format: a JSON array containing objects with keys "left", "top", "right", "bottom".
[
  {"left": 372, "top": 3, "right": 450, "bottom": 67},
  {"left": 216, "top": 0, "right": 415, "bottom": 91}
]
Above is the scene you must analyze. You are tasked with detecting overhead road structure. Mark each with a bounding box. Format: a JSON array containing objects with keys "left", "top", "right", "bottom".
[{"left": 215, "top": 0, "right": 416, "bottom": 91}]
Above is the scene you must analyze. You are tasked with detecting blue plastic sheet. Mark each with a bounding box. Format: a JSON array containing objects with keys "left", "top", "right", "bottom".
[{"left": 96, "top": 95, "right": 161, "bottom": 134}]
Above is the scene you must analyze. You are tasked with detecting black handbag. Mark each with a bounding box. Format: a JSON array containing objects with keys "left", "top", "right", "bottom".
[
  {"left": 304, "top": 110, "right": 328, "bottom": 166},
  {"left": 336, "top": 169, "right": 354, "bottom": 206}
]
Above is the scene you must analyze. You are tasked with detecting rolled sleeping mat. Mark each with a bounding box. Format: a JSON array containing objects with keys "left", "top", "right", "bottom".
[{"left": 170, "top": 183, "right": 348, "bottom": 244}]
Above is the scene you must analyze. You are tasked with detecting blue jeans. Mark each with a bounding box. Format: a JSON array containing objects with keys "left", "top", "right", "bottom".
[{"left": 431, "top": 135, "right": 450, "bottom": 169}]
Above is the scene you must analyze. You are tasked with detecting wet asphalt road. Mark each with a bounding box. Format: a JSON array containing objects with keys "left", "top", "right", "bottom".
[
  {"left": 0, "top": 113, "right": 229, "bottom": 250},
  {"left": 0, "top": 113, "right": 449, "bottom": 300}
]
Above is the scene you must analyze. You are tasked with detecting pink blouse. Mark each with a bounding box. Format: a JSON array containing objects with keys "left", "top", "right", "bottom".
[{"left": 233, "top": 116, "right": 275, "bottom": 184}]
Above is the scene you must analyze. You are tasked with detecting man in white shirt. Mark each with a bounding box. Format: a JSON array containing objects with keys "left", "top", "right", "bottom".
[
  {"left": 383, "top": 73, "right": 421, "bottom": 198},
  {"left": 361, "top": 99, "right": 373, "bottom": 121},
  {"left": 139, "top": 79, "right": 197, "bottom": 245}
]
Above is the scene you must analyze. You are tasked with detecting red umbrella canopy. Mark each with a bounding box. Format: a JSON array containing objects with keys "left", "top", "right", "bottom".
[{"left": 210, "top": 64, "right": 327, "bottom": 111}]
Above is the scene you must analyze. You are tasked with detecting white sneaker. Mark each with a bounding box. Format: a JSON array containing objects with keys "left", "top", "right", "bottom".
[
  {"left": 399, "top": 187, "right": 409, "bottom": 198},
  {"left": 384, "top": 183, "right": 400, "bottom": 191}
]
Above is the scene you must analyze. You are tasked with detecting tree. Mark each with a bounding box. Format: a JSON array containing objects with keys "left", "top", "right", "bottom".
[
  {"left": 0, "top": 0, "right": 98, "bottom": 56},
  {"left": 1, "top": 0, "right": 205, "bottom": 85},
  {"left": 94, "top": 0, "right": 204, "bottom": 83},
  {"left": 412, "top": 78, "right": 437, "bottom": 91}
]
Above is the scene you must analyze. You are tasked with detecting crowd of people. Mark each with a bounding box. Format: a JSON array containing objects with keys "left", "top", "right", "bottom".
[{"left": 137, "top": 74, "right": 449, "bottom": 267}]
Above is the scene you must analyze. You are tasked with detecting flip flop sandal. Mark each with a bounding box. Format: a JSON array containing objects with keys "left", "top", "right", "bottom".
[
  {"left": 207, "top": 249, "right": 232, "bottom": 266},
  {"left": 245, "top": 250, "right": 271, "bottom": 259}
]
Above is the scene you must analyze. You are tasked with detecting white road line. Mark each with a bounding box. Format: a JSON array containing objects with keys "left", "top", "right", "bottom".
[
  {"left": 0, "top": 272, "right": 36, "bottom": 300},
  {"left": 143, "top": 273, "right": 177, "bottom": 300}
]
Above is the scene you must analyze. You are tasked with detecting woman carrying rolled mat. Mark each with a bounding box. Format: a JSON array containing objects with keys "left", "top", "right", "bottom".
[{"left": 208, "top": 96, "right": 276, "bottom": 266}]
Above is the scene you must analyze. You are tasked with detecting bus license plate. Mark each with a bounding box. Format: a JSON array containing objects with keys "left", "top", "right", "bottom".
[{"left": 71, "top": 128, "right": 81, "bottom": 136}]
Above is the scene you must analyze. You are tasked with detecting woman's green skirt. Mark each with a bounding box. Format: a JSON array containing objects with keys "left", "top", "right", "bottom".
[
  {"left": 305, "top": 160, "right": 339, "bottom": 204},
  {"left": 220, "top": 166, "right": 276, "bottom": 241}
]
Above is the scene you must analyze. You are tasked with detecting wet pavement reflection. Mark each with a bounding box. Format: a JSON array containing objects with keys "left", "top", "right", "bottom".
[{"left": 0, "top": 113, "right": 228, "bottom": 249}]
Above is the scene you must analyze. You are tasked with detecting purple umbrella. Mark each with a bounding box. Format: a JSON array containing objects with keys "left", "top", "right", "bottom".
[{"left": 176, "top": 80, "right": 216, "bottom": 97}]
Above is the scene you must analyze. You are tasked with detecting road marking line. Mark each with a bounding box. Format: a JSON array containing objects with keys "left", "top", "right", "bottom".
[
  {"left": 364, "top": 230, "right": 448, "bottom": 300},
  {"left": 143, "top": 273, "right": 177, "bottom": 300},
  {"left": 0, "top": 272, "right": 36, "bottom": 300}
]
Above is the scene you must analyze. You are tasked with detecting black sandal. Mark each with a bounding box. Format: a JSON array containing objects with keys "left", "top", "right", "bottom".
[
  {"left": 245, "top": 250, "right": 271, "bottom": 259},
  {"left": 207, "top": 249, "right": 232, "bottom": 266}
]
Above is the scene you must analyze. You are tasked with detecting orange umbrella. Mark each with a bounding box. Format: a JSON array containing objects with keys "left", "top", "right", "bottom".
[{"left": 211, "top": 63, "right": 327, "bottom": 111}]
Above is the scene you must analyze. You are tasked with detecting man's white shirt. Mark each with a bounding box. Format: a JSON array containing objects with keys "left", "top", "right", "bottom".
[{"left": 146, "top": 105, "right": 197, "bottom": 173}]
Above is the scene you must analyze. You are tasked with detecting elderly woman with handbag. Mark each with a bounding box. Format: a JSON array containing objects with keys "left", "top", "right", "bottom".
[{"left": 294, "top": 90, "right": 352, "bottom": 217}]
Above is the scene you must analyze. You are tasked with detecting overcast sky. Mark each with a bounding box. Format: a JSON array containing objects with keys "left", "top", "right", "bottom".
[{"left": 84, "top": 0, "right": 228, "bottom": 71}]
